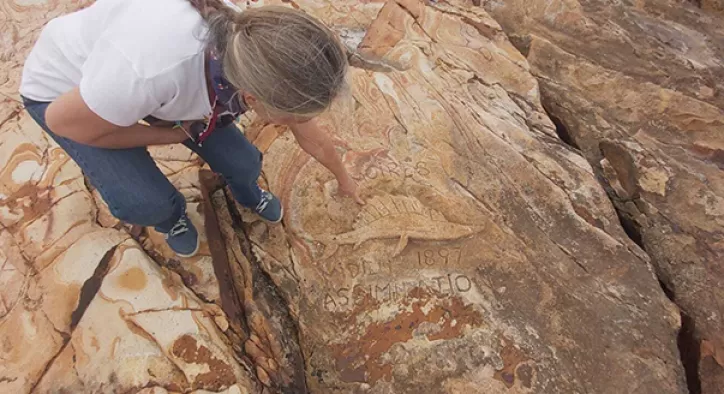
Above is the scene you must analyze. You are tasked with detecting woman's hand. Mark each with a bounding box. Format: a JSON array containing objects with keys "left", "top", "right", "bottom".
[
  {"left": 337, "top": 175, "right": 364, "bottom": 205},
  {"left": 172, "top": 120, "right": 198, "bottom": 142},
  {"left": 289, "top": 119, "right": 365, "bottom": 205}
]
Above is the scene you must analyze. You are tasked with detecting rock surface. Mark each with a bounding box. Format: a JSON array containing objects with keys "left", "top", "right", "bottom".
[
  {"left": 482, "top": 0, "right": 724, "bottom": 391},
  {"left": 1, "top": 3, "right": 258, "bottom": 393},
  {"left": 240, "top": 0, "right": 686, "bottom": 392},
  {"left": 699, "top": 0, "right": 724, "bottom": 16},
  {"left": 2, "top": 0, "right": 722, "bottom": 393},
  {"left": 0, "top": 80, "right": 260, "bottom": 394}
]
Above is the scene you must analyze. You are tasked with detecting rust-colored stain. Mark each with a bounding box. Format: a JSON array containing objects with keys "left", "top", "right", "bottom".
[
  {"left": 116, "top": 267, "right": 147, "bottom": 291},
  {"left": 1, "top": 183, "right": 51, "bottom": 228},
  {"left": 342, "top": 286, "right": 383, "bottom": 324},
  {"left": 1, "top": 145, "right": 72, "bottom": 232},
  {"left": 492, "top": 341, "right": 532, "bottom": 388},
  {"left": 171, "top": 334, "right": 236, "bottom": 390},
  {"left": 332, "top": 288, "right": 483, "bottom": 384}
]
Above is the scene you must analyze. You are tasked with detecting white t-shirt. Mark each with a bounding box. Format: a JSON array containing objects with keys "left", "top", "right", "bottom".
[{"left": 20, "top": 0, "right": 213, "bottom": 127}]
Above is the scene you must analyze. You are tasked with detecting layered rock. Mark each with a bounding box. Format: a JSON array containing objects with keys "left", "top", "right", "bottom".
[
  {"left": 238, "top": 0, "right": 687, "bottom": 391},
  {"left": 699, "top": 0, "right": 724, "bottom": 16},
  {"left": 3, "top": 0, "right": 718, "bottom": 393},
  {"left": 0, "top": 3, "right": 258, "bottom": 392},
  {"left": 482, "top": 0, "right": 724, "bottom": 391},
  {"left": 0, "top": 105, "right": 260, "bottom": 393}
]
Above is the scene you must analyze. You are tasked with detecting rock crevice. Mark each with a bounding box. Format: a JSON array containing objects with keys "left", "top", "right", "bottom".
[
  {"left": 483, "top": 0, "right": 724, "bottom": 391},
  {"left": 3, "top": 0, "right": 722, "bottom": 393}
]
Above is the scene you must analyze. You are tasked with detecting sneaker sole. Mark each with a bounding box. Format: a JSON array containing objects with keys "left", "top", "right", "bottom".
[
  {"left": 260, "top": 206, "right": 284, "bottom": 224},
  {"left": 175, "top": 233, "right": 201, "bottom": 258}
]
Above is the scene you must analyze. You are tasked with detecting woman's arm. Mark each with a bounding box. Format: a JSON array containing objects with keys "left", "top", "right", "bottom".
[
  {"left": 45, "top": 88, "right": 189, "bottom": 149},
  {"left": 289, "top": 119, "right": 364, "bottom": 204}
]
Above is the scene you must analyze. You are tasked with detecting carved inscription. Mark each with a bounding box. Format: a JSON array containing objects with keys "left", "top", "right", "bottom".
[
  {"left": 352, "top": 160, "right": 430, "bottom": 183},
  {"left": 319, "top": 248, "right": 463, "bottom": 278},
  {"left": 417, "top": 248, "right": 462, "bottom": 267},
  {"left": 321, "top": 247, "right": 472, "bottom": 312},
  {"left": 323, "top": 274, "right": 474, "bottom": 312},
  {"left": 319, "top": 258, "right": 393, "bottom": 278}
]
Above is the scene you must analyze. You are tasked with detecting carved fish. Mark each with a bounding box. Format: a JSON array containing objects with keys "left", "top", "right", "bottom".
[{"left": 315, "top": 195, "right": 483, "bottom": 259}]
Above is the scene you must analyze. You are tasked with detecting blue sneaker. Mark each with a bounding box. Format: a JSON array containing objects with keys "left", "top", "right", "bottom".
[
  {"left": 163, "top": 213, "right": 200, "bottom": 258},
  {"left": 255, "top": 189, "right": 283, "bottom": 223}
]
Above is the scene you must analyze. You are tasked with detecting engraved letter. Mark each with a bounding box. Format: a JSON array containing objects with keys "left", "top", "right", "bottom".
[
  {"left": 387, "top": 161, "right": 401, "bottom": 177},
  {"left": 432, "top": 276, "right": 447, "bottom": 293},
  {"left": 347, "top": 261, "right": 361, "bottom": 278},
  {"left": 438, "top": 248, "right": 450, "bottom": 266},
  {"left": 337, "top": 288, "right": 350, "bottom": 306},
  {"left": 377, "top": 258, "right": 393, "bottom": 274},
  {"left": 375, "top": 283, "right": 391, "bottom": 302},
  {"left": 404, "top": 165, "right": 415, "bottom": 178},
  {"left": 396, "top": 281, "right": 410, "bottom": 301},
  {"left": 416, "top": 161, "right": 430, "bottom": 176},
  {"left": 352, "top": 285, "right": 367, "bottom": 306},
  {"left": 420, "top": 250, "right": 435, "bottom": 266},
  {"left": 324, "top": 294, "right": 337, "bottom": 312},
  {"left": 455, "top": 275, "right": 472, "bottom": 292},
  {"left": 365, "top": 165, "right": 380, "bottom": 180}
]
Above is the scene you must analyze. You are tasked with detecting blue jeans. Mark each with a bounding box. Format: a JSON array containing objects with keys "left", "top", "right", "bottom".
[{"left": 23, "top": 98, "right": 262, "bottom": 233}]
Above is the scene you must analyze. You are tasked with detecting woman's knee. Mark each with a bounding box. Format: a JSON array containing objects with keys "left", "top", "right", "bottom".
[
  {"left": 106, "top": 190, "right": 184, "bottom": 227},
  {"left": 197, "top": 125, "right": 263, "bottom": 182},
  {"left": 219, "top": 147, "right": 262, "bottom": 184}
]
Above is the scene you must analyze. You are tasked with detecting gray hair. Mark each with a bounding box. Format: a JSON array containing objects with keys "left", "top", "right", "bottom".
[{"left": 190, "top": 1, "right": 348, "bottom": 116}]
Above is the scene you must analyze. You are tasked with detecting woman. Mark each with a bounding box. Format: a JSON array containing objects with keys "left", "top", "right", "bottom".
[{"left": 20, "top": 0, "right": 361, "bottom": 258}]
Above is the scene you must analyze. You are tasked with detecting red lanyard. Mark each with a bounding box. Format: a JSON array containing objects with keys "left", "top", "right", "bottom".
[{"left": 197, "top": 89, "right": 220, "bottom": 145}]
